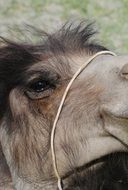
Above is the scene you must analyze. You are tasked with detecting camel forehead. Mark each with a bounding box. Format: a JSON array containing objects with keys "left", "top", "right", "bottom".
[
  {"left": 26, "top": 54, "right": 127, "bottom": 76},
  {"left": 38, "top": 54, "right": 128, "bottom": 77}
]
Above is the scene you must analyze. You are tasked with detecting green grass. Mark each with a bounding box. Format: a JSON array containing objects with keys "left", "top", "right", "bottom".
[{"left": 0, "top": 0, "right": 128, "bottom": 53}]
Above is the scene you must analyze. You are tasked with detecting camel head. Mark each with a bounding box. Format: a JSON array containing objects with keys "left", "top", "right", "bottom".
[{"left": 0, "top": 22, "right": 128, "bottom": 190}]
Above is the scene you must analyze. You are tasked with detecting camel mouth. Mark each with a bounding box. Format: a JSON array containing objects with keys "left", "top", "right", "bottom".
[
  {"left": 63, "top": 152, "right": 128, "bottom": 189},
  {"left": 75, "top": 151, "right": 128, "bottom": 174},
  {"left": 63, "top": 151, "right": 128, "bottom": 177}
]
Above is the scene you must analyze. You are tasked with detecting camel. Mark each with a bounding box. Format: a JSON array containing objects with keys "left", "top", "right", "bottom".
[{"left": 0, "top": 22, "right": 128, "bottom": 190}]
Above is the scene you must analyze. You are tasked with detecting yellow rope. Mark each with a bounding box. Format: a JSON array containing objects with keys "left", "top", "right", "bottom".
[{"left": 50, "top": 51, "right": 116, "bottom": 190}]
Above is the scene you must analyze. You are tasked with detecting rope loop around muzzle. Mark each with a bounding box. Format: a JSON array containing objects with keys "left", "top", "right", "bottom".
[{"left": 50, "top": 50, "right": 116, "bottom": 190}]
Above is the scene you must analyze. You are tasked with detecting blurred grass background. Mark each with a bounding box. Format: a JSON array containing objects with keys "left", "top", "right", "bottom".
[{"left": 0, "top": 0, "right": 128, "bottom": 53}]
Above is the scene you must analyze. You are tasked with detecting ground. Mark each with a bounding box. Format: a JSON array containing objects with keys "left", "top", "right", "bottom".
[{"left": 0, "top": 0, "right": 128, "bottom": 53}]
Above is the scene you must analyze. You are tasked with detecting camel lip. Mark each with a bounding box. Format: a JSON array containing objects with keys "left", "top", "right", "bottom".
[
  {"left": 63, "top": 152, "right": 128, "bottom": 182},
  {"left": 63, "top": 152, "right": 128, "bottom": 190},
  {"left": 74, "top": 151, "right": 128, "bottom": 172}
]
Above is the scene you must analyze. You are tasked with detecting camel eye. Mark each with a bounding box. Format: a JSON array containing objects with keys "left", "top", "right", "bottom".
[
  {"left": 26, "top": 79, "right": 56, "bottom": 99},
  {"left": 29, "top": 80, "right": 50, "bottom": 93}
]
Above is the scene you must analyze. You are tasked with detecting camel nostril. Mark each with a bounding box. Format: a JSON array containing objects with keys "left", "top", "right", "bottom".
[{"left": 120, "top": 63, "right": 128, "bottom": 79}]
